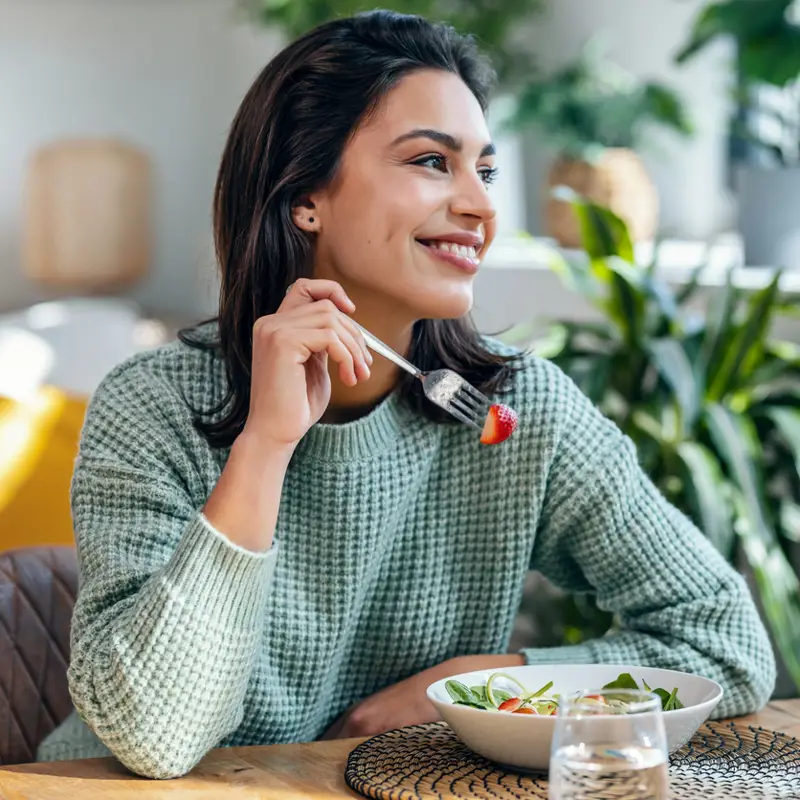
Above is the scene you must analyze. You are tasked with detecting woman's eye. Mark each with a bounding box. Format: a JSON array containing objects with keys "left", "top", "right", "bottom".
[
  {"left": 411, "top": 155, "right": 498, "bottom": 186},
  {"left": 480, "top": 167, "right": 499, "bottom": 186},
  {"left": 412, "top": 154, "right": 448, "bottom": 172}
]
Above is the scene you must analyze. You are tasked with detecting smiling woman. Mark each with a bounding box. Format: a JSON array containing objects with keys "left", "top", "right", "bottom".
[{"left": 36, "top": 9, "right": 775, "bottom": 782}]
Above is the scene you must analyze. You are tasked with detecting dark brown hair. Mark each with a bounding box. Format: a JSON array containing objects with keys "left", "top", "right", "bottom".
[{"left": 181, "top": 10, "right": 519, "bottom": 449}]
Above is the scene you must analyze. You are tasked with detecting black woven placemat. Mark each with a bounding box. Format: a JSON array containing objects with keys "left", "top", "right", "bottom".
[{"left": 345, "top": 721, "right": 800, "bottom": 800}]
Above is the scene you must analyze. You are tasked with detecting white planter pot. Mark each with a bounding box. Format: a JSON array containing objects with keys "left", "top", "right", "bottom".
[
  {"left": 487, "top": 95, "right": 527, "bottom": 241},
  {"left": 738, "top": 166, "right": 800, "bottom": 268}
]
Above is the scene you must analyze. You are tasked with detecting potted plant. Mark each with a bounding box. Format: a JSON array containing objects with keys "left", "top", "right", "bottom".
[
  {"left": 506, "top": 38, "right": 692, "bottom": 248},
  {"left": 509, "top": 190, "right": 800, "bottom": 696},
  {"left": 675, "top": 0, "right": 800, "bottom": 268}
]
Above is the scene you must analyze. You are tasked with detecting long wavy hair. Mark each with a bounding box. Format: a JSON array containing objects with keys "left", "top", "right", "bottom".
[{"left": 180, "top": 10, "right": 520, "bottom": 449}]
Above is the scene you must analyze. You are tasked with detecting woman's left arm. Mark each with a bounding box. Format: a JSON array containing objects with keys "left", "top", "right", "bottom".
[{"left": 524, "top": 363, "right": 776, "bottom": 718}]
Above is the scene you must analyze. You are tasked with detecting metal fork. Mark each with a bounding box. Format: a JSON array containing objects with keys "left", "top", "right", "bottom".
[{"left": 354, "top": 322, "right": 491, "bottom": 430}]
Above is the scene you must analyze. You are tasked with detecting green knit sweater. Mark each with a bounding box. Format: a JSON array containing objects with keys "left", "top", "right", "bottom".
[{"left": 37, "top": 333, "right": 775, "bottom": 778}]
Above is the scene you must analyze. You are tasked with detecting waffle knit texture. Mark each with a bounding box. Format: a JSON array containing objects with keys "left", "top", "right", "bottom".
[{"left": 37, "top": 333, "right": 776, "bottom": 778}]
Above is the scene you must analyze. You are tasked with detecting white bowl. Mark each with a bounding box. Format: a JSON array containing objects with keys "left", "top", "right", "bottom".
[{"left": 427, "top": 663, "right": 723, "bottom": 772}]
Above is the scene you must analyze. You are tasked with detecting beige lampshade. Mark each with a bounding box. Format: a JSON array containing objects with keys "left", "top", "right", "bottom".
[{"left": 23, "top": 138, "right": 152, "bottom": 291}]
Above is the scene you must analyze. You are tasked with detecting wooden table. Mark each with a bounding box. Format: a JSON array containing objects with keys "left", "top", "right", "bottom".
[{"left": 2, "top": 701, "right": 798, "bottom": 799}]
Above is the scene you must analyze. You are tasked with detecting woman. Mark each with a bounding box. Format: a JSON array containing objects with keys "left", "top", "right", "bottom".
[{"left": 39, "top": 10, "right": 774, "bottom": 779}]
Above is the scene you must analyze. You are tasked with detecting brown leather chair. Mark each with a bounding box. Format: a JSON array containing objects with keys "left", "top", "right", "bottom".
[{"left": 0, "top": 546, "right": 77, "bottom": 765}]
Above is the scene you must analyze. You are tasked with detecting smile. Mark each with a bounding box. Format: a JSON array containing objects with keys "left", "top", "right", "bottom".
[{"left": 417, "top": 239, "right": 481, "bottom": 274}]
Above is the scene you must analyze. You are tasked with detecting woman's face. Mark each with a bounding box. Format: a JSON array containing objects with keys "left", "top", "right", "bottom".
[{"left": 305, "top": 69, "right": 497, "bottom": 322}]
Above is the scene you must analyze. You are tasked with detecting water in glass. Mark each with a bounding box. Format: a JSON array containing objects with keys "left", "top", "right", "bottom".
[{"left": 549, "top": 689, "right": 669, "bottom": 800}]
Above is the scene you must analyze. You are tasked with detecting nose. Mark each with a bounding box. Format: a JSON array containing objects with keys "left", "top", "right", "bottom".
[{"left": 450, "top": 170, "right": 496, "bottom": 223}]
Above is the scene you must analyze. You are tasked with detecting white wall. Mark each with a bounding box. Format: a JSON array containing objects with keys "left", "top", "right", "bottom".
[
  {"left": 520, "top": 0, "right": 735, "bottom": 241},
  {"left": 0, "top": 0, "right": 281, "bottom": 318}
]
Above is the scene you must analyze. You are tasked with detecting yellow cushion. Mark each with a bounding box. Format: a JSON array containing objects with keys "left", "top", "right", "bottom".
[{"left": 0, "top": 387, "right": 88, "bottom": 550}]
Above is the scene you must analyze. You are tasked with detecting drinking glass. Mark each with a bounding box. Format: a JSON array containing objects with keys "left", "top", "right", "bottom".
[{"left": 548, "top": 688, "right": 669, "bottom": 800}]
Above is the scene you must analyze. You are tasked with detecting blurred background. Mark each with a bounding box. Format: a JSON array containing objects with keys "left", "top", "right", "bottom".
[{"left": 1, "top": 0, "right": 799, "bottom": 703}]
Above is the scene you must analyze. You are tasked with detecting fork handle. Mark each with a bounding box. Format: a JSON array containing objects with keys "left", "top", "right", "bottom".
[{"left": 354, "top": 322, "right": 422, "bottom": 379}]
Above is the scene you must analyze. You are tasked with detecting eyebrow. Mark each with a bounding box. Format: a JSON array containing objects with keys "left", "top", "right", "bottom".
[{"left": 391, "top": 128, "right": 496, "bottom": 157}]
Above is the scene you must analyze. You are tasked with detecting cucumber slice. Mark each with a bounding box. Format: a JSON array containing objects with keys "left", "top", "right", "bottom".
[{"left": 485, "top": 672, "right": 529, "bottom": 708}]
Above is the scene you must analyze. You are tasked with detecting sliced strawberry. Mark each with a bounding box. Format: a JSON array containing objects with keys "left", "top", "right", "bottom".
[
  {"left": 480, "top": 403, "right": 518, "bottom": 445},
  {"left": 513, "top": 706, "right": 537, "bottom": 715},
  {"left": 498, "top": 697, "right": 523, "bottom": 712},
  {"left": 583, "top": 694, "right": 607, "bottom": 703}
]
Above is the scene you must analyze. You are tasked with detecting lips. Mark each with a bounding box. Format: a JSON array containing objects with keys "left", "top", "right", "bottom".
[{"left": 416, "top": 237, "right": 481, "bottom": 274}]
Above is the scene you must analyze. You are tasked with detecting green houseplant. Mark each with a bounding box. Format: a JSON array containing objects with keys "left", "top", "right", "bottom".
[
  {"left": 506, "top": 38, "right": 692, "bottom": 248},
  {"left": 513, "top": 189, "right": 800, "bottom": 694},
  {"left": 675, "top": 0, "right": 800, "bottom": 267}
]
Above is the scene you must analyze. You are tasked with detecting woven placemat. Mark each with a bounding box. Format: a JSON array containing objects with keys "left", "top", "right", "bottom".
[{"left": 345, "top": 721, "right": 800, "bottom": 800}]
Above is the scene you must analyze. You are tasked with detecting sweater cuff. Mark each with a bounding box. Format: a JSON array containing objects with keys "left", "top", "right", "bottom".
[
  {"left": 157, "top": 512, "right": 278, "bottom": 631},
  {"left": 519, "top": 643, "right": 598, "bottom": 665}
]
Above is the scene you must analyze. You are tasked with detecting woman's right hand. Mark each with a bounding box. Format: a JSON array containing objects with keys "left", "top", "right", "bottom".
[
  {"left": 243, "top": 278, "right": 373, "bottom": 449},
  {"left": 204, "top": 278, "right": 370, "bottom": 551}
]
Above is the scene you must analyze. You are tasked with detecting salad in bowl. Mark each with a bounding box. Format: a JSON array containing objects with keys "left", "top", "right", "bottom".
[{"left": 426, "top": 664, "right": 723, "bottom": 771}]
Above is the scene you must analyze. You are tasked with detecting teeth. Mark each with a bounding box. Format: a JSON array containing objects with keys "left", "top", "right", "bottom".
[{"left": 428, "top": 241, "right": 479, "bottom": 260}]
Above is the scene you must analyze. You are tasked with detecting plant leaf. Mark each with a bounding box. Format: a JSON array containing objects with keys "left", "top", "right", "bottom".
[
  {"left": 552, "top": 254, "right": 600, "bottom": 301},
  {"left": 609, "top": 263, "right": 646, "bottom": 347},
  {"left": 648, "top": 339, "right": 700, "bottom": 432},
  {"left": 706, "top": 406, "right": 800, "bottom": 690},
  {"left": 740, "top": 27, "right": 800, "bottom": 88},
  {"left": 645, "top": 236, "right": 662, "bottom": 279},
  {"left": 704, "top": 404, "right": 773, "bottom": 545},
  {"left": 707, "top": 273, "right": 781, "bottom": 401},
  {"left": 644, "top": 275, "right": 679, "bottom": 330},
  {"left": 674, "top": 0, "right": 791, "bottom": 75},
  {"left": 642, "top": 83, "right": 694, "bottom": 136},
  {"left": 674, "top": 4, "right": 731, "bottom": 65},
  {"left": 555, "top": 186, "right": 634, "bottom": 262},
  {"left": 780, "top": 502, "right": 800, "bottom": 543},
  {"left": 675, "top": 261, "right": 706, "bottom": 306},
  {"left": 701, "top": 273, "right": 739, "bottom": 391},
  {"left": 675, "top": 441, "right": 735, "bottom": 559},
  {"left": 733, "top": 492, "right": 800, "bottom": 690},
  {"left": 767, "top": 407, "right": 800, "bottom": 479}
]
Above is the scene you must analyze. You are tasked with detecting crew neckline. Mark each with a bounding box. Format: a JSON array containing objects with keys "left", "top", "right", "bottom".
[{"left": 292, "top": 391, "right": 426, "bottom": 463}]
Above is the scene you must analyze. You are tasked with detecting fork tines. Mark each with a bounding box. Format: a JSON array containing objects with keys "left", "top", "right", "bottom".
[{"left": 448, "top": 382, "right": 491, "bottom": 430}]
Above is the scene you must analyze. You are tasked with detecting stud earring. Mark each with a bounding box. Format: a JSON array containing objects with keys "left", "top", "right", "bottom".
[{"left": 309, "top": 216, "right": 315, "bottom": 223}]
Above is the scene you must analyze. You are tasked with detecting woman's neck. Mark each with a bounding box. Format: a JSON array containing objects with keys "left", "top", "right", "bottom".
[{"left": 323, "top": 312, "right": 414, "bottom": 423}]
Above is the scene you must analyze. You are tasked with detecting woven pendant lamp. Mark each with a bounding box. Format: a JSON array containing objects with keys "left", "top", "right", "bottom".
[{"left": 23, "top": 138, "right": 153, "bottom": 292}]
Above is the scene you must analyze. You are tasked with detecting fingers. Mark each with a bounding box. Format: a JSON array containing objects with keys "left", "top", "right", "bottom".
[
  {"left": 320, "top": 306, "right": 373, "bottom": 375},
  {"left": 331, "top": 315, "right": 372, "bottom": 383},
  {"left": 257, "top": 278, "right": 373, "bottom": 386},
  {"left": 288, "top": 324, "right": 372, "bottom": 387},
  {"left": 279, "top": 278, "right": 355, "bottom": 315},
  {"left": 282, "top": 300, "right": 372, "bottom": 384}
]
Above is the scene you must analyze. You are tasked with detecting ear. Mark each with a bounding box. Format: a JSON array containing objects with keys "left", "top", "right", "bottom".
[{"left": 292, "top": 198, "right": 319, "bottom": 233}]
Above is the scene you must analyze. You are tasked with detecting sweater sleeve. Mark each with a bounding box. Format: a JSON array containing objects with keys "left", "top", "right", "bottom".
[
  {"left": 66, "top": 361, "right": 277, "bottom": 779},
  {"left": 521, "top": 362, "right": 776, "bottom": 718}
]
